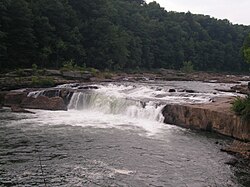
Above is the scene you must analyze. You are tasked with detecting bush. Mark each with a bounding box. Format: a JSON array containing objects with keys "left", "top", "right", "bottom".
[
  {"left": 16, "top": 68, "right": 25, "bottom": 76},
  {"left": 232, "top": 95, "right": 250, "bottom": 120},
  {"left": 180, "top": 61, "right": 194, "bottom": 73},
  {"left": 31, "top": 76, "right": 55, "bottom": 87},
  {"left": 60, "top": 60, "right": 85, "bottom": 72}
]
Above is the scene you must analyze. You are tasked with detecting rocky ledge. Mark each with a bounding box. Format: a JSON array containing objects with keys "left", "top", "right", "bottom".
[
  {"left": 162, "top": 97, "right": 250, "bottom": 158},
  {"left": 2, "top": 88, "right": 74, "bottom": 111}
]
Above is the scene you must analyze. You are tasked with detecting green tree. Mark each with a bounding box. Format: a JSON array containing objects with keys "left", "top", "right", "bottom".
[
  {"left": 243, "top": 33, "right": 250, "bottom": 64},
  {"left": 5, "top": 0, "right": 36, "bottom": 68}
]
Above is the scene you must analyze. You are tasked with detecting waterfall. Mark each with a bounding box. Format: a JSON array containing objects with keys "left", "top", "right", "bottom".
[{"left": 68, "top": 92, "right": 164, "bottom": 122}]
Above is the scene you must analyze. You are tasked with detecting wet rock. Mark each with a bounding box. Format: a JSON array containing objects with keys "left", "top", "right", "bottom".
[
  {"left": 78, "top": 86, "right": 99, "bottom": 90},
  {"left": 185, "top": 89, "right": 196, "bottom": 93},
  {"left": 230, "top": 84, "right": 250, "bottom": 95},
  {"left": 11, "top": 105, "right": 35, "bottom": 114},
  {"left": 169, "top": 89, "right": 176, "bottom": 92},
  {"left": 4, "top": 91, "right": 28, "bottom": 107},
  {"left": 21, "top": 96, "right": 67, "bottom": 111},
  {"left": 248, "top": 82, "right": 250, "bottom": 90},
  {"left": 221, "top": 140, "right": 250, "bottom": 159}
]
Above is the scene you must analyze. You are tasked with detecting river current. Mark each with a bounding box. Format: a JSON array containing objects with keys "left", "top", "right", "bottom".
[{"left": 0, "top": 81, "right": 249, "bottom": 187}]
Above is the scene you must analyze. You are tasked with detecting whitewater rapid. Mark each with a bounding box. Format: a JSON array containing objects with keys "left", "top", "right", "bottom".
[{"left": 24, "top": 81, "right": 239, "bottom": 135}]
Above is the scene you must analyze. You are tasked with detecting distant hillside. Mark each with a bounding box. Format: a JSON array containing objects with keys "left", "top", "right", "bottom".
[{"left": 1, "top": 0, "right": 250, "bottom": 72}]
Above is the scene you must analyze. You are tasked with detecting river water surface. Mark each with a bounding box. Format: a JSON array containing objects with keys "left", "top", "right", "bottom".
[{"left": 0, "top": 81, "right": 249, "bottom": 187}]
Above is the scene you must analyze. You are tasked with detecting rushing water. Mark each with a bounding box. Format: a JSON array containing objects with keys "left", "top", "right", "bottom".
[{"left": 0, "top": 81, "right": 249, "bottom": 187}]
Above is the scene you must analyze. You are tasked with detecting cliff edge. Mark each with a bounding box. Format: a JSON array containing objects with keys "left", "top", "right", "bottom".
[{"left": 162, "top": 97, "right": 250, "bottom": 141}]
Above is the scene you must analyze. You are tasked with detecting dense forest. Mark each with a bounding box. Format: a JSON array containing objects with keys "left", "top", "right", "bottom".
[{"left": 0, "top": 0, "right": 250, "bottom": 72}]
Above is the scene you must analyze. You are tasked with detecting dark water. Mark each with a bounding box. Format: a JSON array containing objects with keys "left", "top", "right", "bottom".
[{"left": 0, "top": 108, "right": 249, "bottom": 187}]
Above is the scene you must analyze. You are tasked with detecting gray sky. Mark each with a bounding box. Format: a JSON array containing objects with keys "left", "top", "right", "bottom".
[{"left": 146, "top": 0, "right": 250, "bottom": 25}]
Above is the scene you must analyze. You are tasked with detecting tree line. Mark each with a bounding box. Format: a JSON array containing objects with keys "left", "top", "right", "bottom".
[{"left": 1, "top": 0, "right": 250, "bottom": 72}]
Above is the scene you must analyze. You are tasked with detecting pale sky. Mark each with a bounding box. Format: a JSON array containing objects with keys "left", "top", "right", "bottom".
[{"left": 146, "top": 0, "right": 250, "bottom": 25}]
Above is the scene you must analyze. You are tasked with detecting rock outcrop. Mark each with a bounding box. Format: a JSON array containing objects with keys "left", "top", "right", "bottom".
[
  {"left": 162, "top": 97, "right": 250, "bottom": 142},
  {"left": 21, "top": 96, "right": 67, "bottom": 111},
  {"left": 4, "top": 91, "right": 28, "bottom": 106},
  {"left": 3, "top": 90, "right": 68, "bottom": 111},
  {"left": 61, "top": 71, "right": 92, "bottom": 80}
]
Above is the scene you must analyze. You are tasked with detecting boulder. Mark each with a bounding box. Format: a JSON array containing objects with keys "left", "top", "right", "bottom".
[
  {"left": 40, "top": 89, "right": 74, "bottom": 105},
  {"left": 169, "top": 89, "right": 176, "bottom": 92},
  {"left": 11, "top": 105, "right": 35, "bottom": 114},
  {"left": 21, "top": 96, "right": 67, "bottom": 111},
  {"left": 4, "top": 91, "right": 28, "bottom": 106}
]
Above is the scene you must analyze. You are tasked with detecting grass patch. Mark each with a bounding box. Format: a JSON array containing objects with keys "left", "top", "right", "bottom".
[{"left": 231, "top": 95, "right": 250, "bottom": 120}]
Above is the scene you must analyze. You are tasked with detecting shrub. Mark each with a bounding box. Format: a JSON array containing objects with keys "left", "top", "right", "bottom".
[
  {"left": 16, "top": 68, "right": 25, "bottom": 76},
  {"left": 88, "top": 68, "right": 99, "bottom": 76},
  {"left": 31, "top": 76, "right": 55, "bottom": 87},
  {"left": 180, "top": 61, "right": 194, "bottom": 73},
  {"left": 60, "top": 60, "right": 85, "bottom": 72},
  {"left": 232, "top": 95, "right": 250, "bottom": 120}
]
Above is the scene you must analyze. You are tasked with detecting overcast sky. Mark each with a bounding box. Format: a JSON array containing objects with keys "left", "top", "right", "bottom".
[{"left": 146, "top": 0, "right": 250, "bottom": 25}]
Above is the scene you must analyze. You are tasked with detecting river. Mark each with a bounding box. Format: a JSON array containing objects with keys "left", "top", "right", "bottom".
[{"left": 0, "top": 81, "right": 249, "bottom": 187}]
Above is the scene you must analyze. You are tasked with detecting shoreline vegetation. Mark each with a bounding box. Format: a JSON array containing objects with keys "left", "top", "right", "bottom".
[{"left": 1, "top": 0, "right": 250, "bottom": 72}]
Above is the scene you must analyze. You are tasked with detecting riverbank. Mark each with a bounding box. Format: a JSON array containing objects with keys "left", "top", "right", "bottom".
[{"left": 1, "top": 68, "right": 250, "bottom": 92}]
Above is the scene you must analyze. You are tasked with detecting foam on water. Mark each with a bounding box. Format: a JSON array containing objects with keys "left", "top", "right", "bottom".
[{"left": 22, "top": 82, "right": 240, "bottom": 135}]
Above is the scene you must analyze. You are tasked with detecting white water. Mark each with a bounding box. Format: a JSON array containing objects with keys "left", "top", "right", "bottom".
[
  {"left": 23, "top": 82, "right": 239, "bottom": 135},
  {"left": 68, "top": 92, "right": 164, "bottom": 122}
]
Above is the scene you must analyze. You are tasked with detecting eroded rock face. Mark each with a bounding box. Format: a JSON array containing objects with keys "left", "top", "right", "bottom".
[
  {"left": 4, "top": 91, "right": 28, "bottom": 106},
  {"left": 162, "top": 99, "right": 250, "bottom": 142},
  {"left": 21, "top": 96, "right": 67, "bottom": 111}
]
